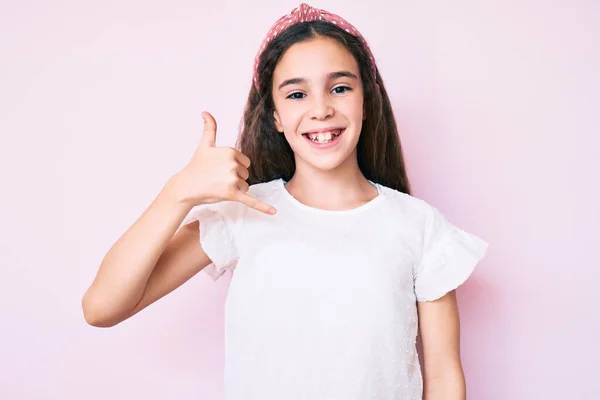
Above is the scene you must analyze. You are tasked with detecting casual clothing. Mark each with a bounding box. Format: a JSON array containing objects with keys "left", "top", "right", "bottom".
[{"left": 182, "top": 178, "right": 489, "bottom": 400}]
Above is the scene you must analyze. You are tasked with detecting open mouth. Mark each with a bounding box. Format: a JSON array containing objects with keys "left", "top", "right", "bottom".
[{"left": 302, "top": 129, "right": 344, "bottom": 145}]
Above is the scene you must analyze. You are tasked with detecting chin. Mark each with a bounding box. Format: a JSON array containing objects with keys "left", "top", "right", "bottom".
[{"left": 295, "top": 149, "right": 358, "bottom": 173}]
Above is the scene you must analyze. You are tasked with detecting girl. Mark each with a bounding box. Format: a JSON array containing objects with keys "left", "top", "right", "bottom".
[{"left": 82, "top": 3, "right": 489, "bottom": 399}]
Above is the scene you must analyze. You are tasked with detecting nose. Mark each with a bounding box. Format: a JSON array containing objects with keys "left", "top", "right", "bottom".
[{"left": 307, "top": 94, "right": 334, "bottom": 120}]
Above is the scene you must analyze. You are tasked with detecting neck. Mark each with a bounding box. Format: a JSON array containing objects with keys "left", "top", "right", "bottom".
[{"left": 285, "top": 153, "right": 378, "bottom": 211}]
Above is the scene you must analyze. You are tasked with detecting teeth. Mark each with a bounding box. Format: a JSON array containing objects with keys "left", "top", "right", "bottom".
[
  {"left": 315, "top": 134, "right": 329, "bottom": 143},
  {"left": 307, "top": 129, "right": 341, "bottom": 143}
]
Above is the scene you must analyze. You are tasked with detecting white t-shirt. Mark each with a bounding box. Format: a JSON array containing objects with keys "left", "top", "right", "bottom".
[{"left": 181, "top": 178, "right": 489, "bottom": 400}]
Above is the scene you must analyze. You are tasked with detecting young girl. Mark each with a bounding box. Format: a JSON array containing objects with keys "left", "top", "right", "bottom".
[{"left": 82, "top": 3, "right": 489, "bottom": 399}]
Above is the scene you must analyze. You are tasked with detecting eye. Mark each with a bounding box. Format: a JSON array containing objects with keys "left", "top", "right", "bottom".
[
  {"left": 332, "top": 85, "right": 352, "bottom": 94},
  {"left": 286, "top": 92, "right": 306, "bottom": 100}
]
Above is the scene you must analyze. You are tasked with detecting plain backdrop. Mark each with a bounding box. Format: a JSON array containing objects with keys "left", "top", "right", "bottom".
[{"left": 1, "top": 0, "right": 599, "bottom": 399}]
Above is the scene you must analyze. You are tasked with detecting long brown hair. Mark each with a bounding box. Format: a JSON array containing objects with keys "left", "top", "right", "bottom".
[{"left": 236, "top": 21, "right": 411, "bottom": 194}]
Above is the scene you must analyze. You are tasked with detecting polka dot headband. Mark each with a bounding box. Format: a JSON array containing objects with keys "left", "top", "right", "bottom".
[{"left": 252, "top": 3, "right": 377, "bottom": 91}]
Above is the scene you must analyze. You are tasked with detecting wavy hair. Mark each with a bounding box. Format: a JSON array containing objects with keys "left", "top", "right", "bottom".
[{"left": 236, "top": 21, "right": 411, "bottom": 194}]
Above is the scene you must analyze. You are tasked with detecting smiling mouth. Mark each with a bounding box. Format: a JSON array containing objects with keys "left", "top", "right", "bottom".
[{"left": 302, "top": 129, "right": 344, "bottom": 144}]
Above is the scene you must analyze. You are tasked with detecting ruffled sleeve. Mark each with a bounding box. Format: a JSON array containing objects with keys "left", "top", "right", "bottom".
[
  {"left": 414, "top": 205, "right": 489, "bottom": 302},
  {"left": 180, "top": 201, "right": 248, "bottom": 281}
]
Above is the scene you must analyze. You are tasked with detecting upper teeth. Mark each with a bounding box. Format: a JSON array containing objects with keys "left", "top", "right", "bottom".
[{"left": 307, "top": 130, "right": 341, "bottom": 142}]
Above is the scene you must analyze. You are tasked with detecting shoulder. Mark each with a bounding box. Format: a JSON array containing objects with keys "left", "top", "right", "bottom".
[
  {"left": 214, "top": 179, "right": 282, "bottom": 218},
  {"left": 181, "top": 180, "right": 283, "bottom": 231},
  {"left": 377, "top": 185, "right": 485, "bottom": 251},
  {"left": 375, "top": 185, "right": 473, "bottom": 256},
  {"left": 247, "top": 179, "right": 283, "bottom": 201},
  {"left": 376, "top": 184, "right": 437, "bottom": 224}
]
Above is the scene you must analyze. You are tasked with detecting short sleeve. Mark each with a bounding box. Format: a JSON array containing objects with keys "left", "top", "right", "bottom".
[
  {"left": 414, "top": 205, "right": 489, "bottom": 302},
  {"left": 180, "top": 201, "right": 248, "bottom": 281}
]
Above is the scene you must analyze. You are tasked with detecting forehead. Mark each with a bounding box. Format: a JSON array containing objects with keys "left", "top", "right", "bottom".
[{"left": 273, "top": 36, "right": 360, "bottom": 81}]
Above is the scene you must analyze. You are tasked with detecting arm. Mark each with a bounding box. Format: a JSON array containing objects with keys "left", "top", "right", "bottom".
[
  {"left": 417, "top": 290, "right": 466, "bottom": 400},
  {"left": 81, "top": 176, "right": 213, "bottom": 328},
  {"left": 82, "top": 111, "right": 275, "bottom": 328}
]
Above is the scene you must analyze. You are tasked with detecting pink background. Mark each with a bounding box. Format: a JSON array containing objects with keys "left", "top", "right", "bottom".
[{"left": 1, "top": 0, "right": 598, "bottom": 399}]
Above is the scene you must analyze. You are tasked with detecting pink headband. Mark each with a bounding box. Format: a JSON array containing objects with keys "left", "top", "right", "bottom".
[{"left": 252, "top": 3, "right": 377, "bottom": 91}]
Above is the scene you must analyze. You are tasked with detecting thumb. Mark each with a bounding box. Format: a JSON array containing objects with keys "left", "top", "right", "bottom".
[{"left": 199, "top": 111, "right": 217, "bottom": 147}]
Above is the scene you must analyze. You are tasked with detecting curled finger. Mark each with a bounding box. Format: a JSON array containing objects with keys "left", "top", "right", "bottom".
[
  {"left": 236, "top": 178, "right": 249, "bottom": 193},
  {"left": 236, "top": 164, "right": 250, "bottom": 181}
]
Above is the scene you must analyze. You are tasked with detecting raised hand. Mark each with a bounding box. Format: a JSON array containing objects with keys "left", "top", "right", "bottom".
[{"left": 173, "top": 111, "right": 276, "bottom": 215}]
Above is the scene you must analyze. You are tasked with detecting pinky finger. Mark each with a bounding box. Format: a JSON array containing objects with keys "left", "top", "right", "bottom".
[{"left": 235, "top": 191, "right": 277, "bottom": 215}]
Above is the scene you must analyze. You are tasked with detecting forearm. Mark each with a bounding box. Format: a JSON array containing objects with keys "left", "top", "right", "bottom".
[
  {"left": 423, "top": 367, "right": 466, "bottom": 400},
  {"left": 82, "top": 175, "right": 193, "bottom": 325}
]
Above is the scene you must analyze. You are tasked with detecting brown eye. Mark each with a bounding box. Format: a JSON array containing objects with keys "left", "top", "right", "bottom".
[
  {"left": 287, "top": 92, "right": 306, "bottom": 100},
  {"left": 332, "top": 86, "right": 352, "bottom": 94}
]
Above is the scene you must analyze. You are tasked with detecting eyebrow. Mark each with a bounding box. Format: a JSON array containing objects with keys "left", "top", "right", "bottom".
[{"left": 277, "top": 71, "right": 359, "bottom": 90}]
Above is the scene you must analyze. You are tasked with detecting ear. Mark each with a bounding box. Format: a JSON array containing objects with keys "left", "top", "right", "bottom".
[{"left": 273, "top": 110, "right": 284, "bottom": 133}]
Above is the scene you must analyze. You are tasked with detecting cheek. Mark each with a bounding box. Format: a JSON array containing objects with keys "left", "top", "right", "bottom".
[
  {"left": 337, "top": 93, "right": 364, "bottom": 120},
  {"left": 278, "top": 108, "right": 303, "bottom": 131},
  {"left": 352, "top": 97, "right": 365, "bottom": 119}
]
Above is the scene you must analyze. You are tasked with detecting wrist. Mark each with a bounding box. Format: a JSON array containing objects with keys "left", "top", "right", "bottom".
[{"left": 162, "top": 173, "right": 198, "bottom": 209}]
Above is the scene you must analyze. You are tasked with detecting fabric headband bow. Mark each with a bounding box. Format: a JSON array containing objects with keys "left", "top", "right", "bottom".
[{"left": 252, "top": 3, "right": 377, "bottom": 91}]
